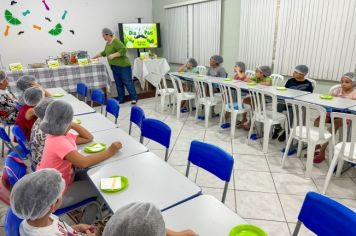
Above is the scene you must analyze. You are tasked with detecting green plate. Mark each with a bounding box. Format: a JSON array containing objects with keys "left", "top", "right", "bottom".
[
  {"left": 73, "top": 118, "right": 81, "bottom": 124},
  {"left": 224, "top": 78, "right": 233, "bottom": 82},
  {"left": 179, "top": 71, "right": 185, "bottom": 74},
  {"left": 100, "top": 176, "right": 129, "bottom": 193},
  {"left": 247, "top": 82, "right": 257, "bottom": 86},
  {"left": 53, "top": 93, "right": 65, "bottom": 98},
  {"left": 276, "top": 87, "right": 288, "bottom": 91},
  {"left": 197, "top": 74, "right": 204, "bottom": 77},
  {"left": 320, "top": 94, "right": 334, "bottom": 100},
  {"left": 84, "top": 143, "right": 107, "bottom": 153},
  {"left": 229, "top": 224, "right": 268, "bottom": 236}
]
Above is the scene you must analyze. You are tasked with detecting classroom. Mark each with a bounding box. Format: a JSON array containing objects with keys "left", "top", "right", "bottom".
[{"left": 0, "top": 0, "right": 356, "bottom": 235}]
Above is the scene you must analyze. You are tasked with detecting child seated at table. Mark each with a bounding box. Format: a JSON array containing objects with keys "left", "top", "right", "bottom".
[
  {"left": 313, "top": 72, "right": 356, "bottom": 163},
  {"left": 240, "top": 65, "right": 272, "bottom": 130},
  {"left": 15, "top": 87, "right": 44, "bottom": 141},
  {"left": 207, "top": 55, "right": 227, "bottom": 78},
  {"left": 37, "top": 100, "right": 122, "bottom": 220},
  {"left": 233, "top": 61, "right": 247, "bottom": 81},
  {"left": 272, "top": 65, "right": 313, "bottom": 141},
  {"left": 178, "top": 58, "right": 199, "bottom": 74},
  {"left": 11, "top": 168, "right": 99, "bottom": 236},
  {"left": 16, "top": 75, "right": 51, "bottom": 105},
  {"left": 0, "top": 70, "right": 18, "bottom": 124},
  {"left": 103, "top": 202, "right": 198, "bottom": 236}
]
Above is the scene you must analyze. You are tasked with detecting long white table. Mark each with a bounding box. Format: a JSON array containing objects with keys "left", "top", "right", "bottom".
[
  {"left": 260, "top": 85, "right": 310, "bottom": 99},
  {"left": 52, "top": 93, "right": 80, "bottom": 103},
  {"left": 70, "top": 101, "right": 96, "bottom": 116},
  {"left": 78, "top": 128, "right": 148, "bottom": 167},
  {"left": 87, "top": 152, "right": 201, "bottom": 212},
  {"left": 47, "top": 87, "right": 68, "bottom": 94},
  {"left": 348, "top": 106, "right": 356, "bottom": 113},
  {"left": 73, "top": 113, "right": 117, "bottom": 133},
  {"left": 295, "top": 93, "right": 356, "bottom": 110},
  {"left": 163, "top": 195, "right": 247, "bottom": 236}
]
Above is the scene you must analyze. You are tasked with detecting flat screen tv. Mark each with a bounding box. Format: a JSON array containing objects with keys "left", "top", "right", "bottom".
[{"left": 118, "top": 23, "right": 161, "bottom": 49}]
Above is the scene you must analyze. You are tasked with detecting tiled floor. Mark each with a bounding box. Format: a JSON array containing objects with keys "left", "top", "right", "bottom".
[{"left": 1, "top": 97, "right": 356, "bottom": 236}]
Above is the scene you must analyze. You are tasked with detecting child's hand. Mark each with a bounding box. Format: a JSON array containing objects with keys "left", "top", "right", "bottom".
[
  {"left": 173, "top": 230, "right": 199, "bottom": 236},
  {"left": 108, "top": 141, "right": 123, "bottom": 155},
  {"left": 72, "top": 224, "right": 97, "bottom": 234}
]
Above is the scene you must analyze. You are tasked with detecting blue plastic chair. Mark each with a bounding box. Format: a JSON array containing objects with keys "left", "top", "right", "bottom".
[
  {"left": 4, "top": 208, "right": 22, "bottom": 236},
  {"left": 140, "top": 118, "right": 171, "bottom": 161},
  {"left": 293, "top": 192, "right": 356, "bottom": 236},
  {"left": 186, "top": 140, "right": 234, "bottom": 203},
  {"left": 129, "top": 106, "right": 145, "bottom": 135},
  {"left": 12, "top": 125, "right": 31, "bottom": 159},
  {"left": 3, "top": 152, "right": 27, "bottom": 189},
  {"left": 76, "top": 82, "right": 88, "bottom": 102},
  {"left": 0, "top": 126, "right": 17, "bottom": 157},
  {"left": 105, "top": 98, "right": 120, "bottom": 124},
  {"left": 91, "top": 88, "right": 105, "bottom": 113}
]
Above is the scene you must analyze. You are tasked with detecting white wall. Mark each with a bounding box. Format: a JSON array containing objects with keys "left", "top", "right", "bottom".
[{"left": 0, "top": 0, "right": 152, "bottom": 67}]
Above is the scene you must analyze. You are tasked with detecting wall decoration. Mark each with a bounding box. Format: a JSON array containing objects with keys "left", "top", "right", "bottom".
[
  {"left": 41, "top": 0, "right": 50, "bottom": 11},
  {"left": 22, "top": 10, "right": 30, "bottom": 16},
  {"left": 18, "top": 31, "right": 24, "bottom": 35},
  {"left": 4, "top": 25, "right": 10, "bottom": 36},
  {"left": 48, "top": 23, "right": 62, "bottom": 36},
  {"left": 4, "top": 9, "right": 22, "bottom": 25},
  {"left": 45, "top": 17, "right": 52, "bottom": 22},
  {"left": 69, "top": 29, "right": 75, "bottom": 35},
  {"left": 56, "top": 40, "right": 63, "bottom": 45},
  {"left": 10, "top": 1, "right": 17, "bottom": 6},
  {"left": 61, "top": 10, "right": 68, "bottom": 20},
  {"left": 33, "top": 24, "right": 42, "bottom": 30}
]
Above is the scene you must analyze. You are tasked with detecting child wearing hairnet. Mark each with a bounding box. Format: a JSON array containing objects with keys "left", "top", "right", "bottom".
[
  {"left": 272, "top": 65, "right": 313, "bottom": 142},
  {"left": 15, "top": 87, "right": 44, "bottom": 140},
  {"left": 103, "top": 202, "right": 198, "bottom": 236},
  {"left": 10, "top": 169, "right": 99, "bottom": 235},
  {"left": 0, "top": 70, "right": 18, "bottom": 124},
  {"left": 178, "top": 58, "right": 199, "bottom": 74},
  {"left": 233, "top": 61, "right": 247, "bottom": 81},
  {"left": 207, "top": 55, "right": 227, "bottom": 78},
  {"left": 37, "top": 100, "right": 122, "bottom": 220},
  {"left": 313, "top": 72, "right": 356, "bottom": 164},
  {"left": 240, "top": 65, "right": 273, "bottom": 130},
  {"left": 16, "top": 75, "right": 51, "bottom": 105}
]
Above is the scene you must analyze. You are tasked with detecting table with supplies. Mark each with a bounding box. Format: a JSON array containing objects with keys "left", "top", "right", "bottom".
[
  {"left": 72, "top": 113, "right": 118, "bottom": 133},
  {"left": 163, "top": 195, "right": 247, "bottom": 236},
  {"left": 69, "top": 101, "right": 96, "bottom": 116},
  {"left": 87, "top": 152, "right": 201, "bottom": 212},
  {"left": 295, "top": 93, "right": 356, "bottom": 110},
  {"left": 77, "top": 128, "right": 148, "bottom": 167},
  {"left": 133, "top": 58, "right": 170, "bottom": 89},
  {"left": 7, "top": 63, "right": 111, "bottom": 97}
]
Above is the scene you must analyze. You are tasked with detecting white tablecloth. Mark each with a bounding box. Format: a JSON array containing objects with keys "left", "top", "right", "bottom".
[{"left": 133, "top": 58, "right": 170, "bottom": 89}]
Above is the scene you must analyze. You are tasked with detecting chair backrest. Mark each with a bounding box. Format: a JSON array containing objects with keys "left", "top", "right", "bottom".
[
  {"left": 76, "top": 82, "right": 88, "bottom": 97},
  {"left": 188, "top": 140, "right": 234, "bottom": 181},
  {"left": 130, "top": 106, "right": 145, "bottom": 129},
  {"left": 12, "top": 125, "right": 31, "bottom": 158},
  {"left": 105, "top": 98, "right": 120, "bottom": 123},
  {"left": 170, "top": 75, "right": 185, "bottom": 95},
  {"left": 329, "top": 84, "right": 341, "bottom": 94},
  {"left": 245, "top": 70, "right": 256, "bottom": 78},
  {"left": 0, "top": 126, "right": 15, "bottom": 150},
  {"left": 3, "top": 152, "right": 27, "bottom": 189},
  {"left": 193, "top": 78, "right": 215, "bottom": 104},
  {"left": 4, "top": 208, "right": 22, "bottom": 236},
  {"left": 271, "top": 74, "right": 285, "bottom": 86},
  {"left": 330, "top": 112, "right": 356, "bottom": 162},
  {"left": 307, "top": 78, "right": 317, "bottom": 89},
  {"left": 293, "top": 192, "right": 356, "bottom": 236},
  {"left": 219, "top": 83, "right": 243, "bottom": 111},
  {"left": 141, "top": 118, "right": 171, "bottom": 149},
  {"left": 91, "top": 89, "right": 105, "bottom": 105},
  {"left": 249, "top": 88, "right": 278, "bottom": 121},
  {"left": 285, "top": 99, "right": 327, "bottom": 140},
  {"left": 196, "top": 66, "right": 207, "bottom": 75}
]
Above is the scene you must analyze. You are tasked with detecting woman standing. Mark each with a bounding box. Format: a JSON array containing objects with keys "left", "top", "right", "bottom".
[{"left": 93, "top": 28, "right": 137, "bottom": 104}]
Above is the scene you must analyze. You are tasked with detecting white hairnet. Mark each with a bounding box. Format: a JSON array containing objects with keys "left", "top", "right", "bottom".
[
  {"left": 34, "top": 97, "right": 54, "bottom": 119},
  {"left": 257, "top": 65, "right": 272, "bottom": 77},
  {"left": 187, "top": 58, "right": 198, "bottom": 67},
  {"left": 235, "top": 61, "right": 246, "bottom": 72},
  {"left": 0, "top": 70, "right": 6, "bottom": 82},
  {"left": 10, "top": 169, "right": 65, "bottom": 220},
  {"left": 103, "top": 202, "right": 166, "bottom": 236},
  {"left": 210, "top": 55, "right": 224, "bottom": 64},
  {"left": 294, "top": 65, "right": 309, "bottom": 75},
  {"left": 40, "top": 100, "right": 73, "bottom": 135},
  {"left": 102, "top": 28, "right": 114, "bottom": 36},
  {"left": 343, "top": 72, "right": 356, "bottom": 86},
  {"left": 23, "top": 87, "right": 44, "bottom": 106},
  {"left": 16, "top": 75, "right": 37, "bottom": 92}
]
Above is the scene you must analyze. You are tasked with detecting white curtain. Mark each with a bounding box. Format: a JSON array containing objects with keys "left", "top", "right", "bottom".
[
  {"left": 274, "top": 0, "right": 356, "bottom": 80},
  {"left": 238, "top": 0, "right": 277, "bottom": 70},
  {"left": 165, "top": 6, "right": 188, "bottom": 64},
  {"left": 191, "top": 0, "right": 221, "bottom": 66}
]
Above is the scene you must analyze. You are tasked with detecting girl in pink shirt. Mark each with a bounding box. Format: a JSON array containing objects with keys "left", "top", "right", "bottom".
[
  {"left": 233, "top": 61, "right": 247, "bottom": 81},
  {"left": 37, "top": 100, "right": 122, "bottom": 220}
]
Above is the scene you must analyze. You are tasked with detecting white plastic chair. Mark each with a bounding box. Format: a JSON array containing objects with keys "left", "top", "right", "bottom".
[
  {"left": 307, "top": 78, "right": 317, "bottom": 89},
  {"left": 194, "top": 78, "right": 222, "bottom": 128},
  {"left": 170, "top": 75, "right": 196, "bottom": 119},
  {"left": 196, "top": 66, "right": 207, "bottom": 75},
  {"left": 328, "top": 84, "right": 341, "bottom": 94},
  {"left": 281, "top": 99, "right": 332, "bottom": 179},
  {"left": 245, "top": 70, "right": 256, "bottom": 78},
  {"left": 322, "top": 112, "right": 356, "bottom": 194},
  {"left": 154, "top": 72, "right": 175, "bottom": 113},
  {"left": 247, "top": 88, "right": 288, "bottom": 153},
  {"left": 271, "top": 74, "right": 285, "bottom": 86},
  {"left": 219, "top": 84, "right": 249, "bottom": 138}
]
